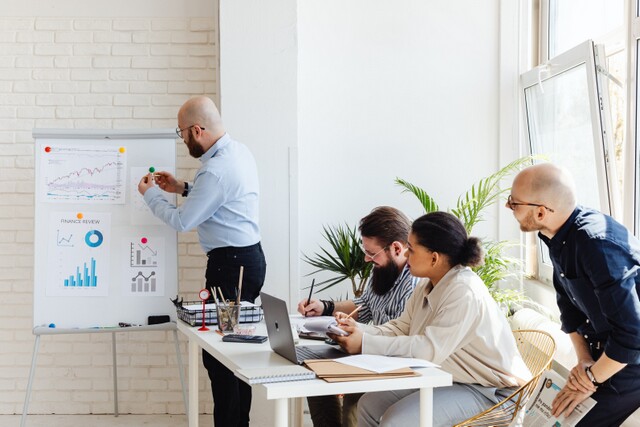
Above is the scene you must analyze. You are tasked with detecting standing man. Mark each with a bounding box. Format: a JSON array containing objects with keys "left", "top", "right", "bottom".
[
  {"left": 138, "top": 96, "right": 266, "bottom": 427},
  {"left": 507, "top": 162, "right": 640, "bottom": 426},
  {"left": 298, "top": 206, "right": 418, "bottom": 427}
]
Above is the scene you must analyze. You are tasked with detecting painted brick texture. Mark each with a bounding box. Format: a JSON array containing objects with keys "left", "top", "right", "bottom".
[{"left": 0, "top": 17, "right": 217, "bottom": 415}]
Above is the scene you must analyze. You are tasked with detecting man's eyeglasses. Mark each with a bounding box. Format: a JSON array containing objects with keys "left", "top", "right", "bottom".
[
  {"left": 359, "top": 244, "right": 389, "bottom": 260},
  {"left": 507, "top": 195, "right": 555, "bottom": 213},
  {"left": 176, "top": 125, "right": 205, "bottom": 139}
]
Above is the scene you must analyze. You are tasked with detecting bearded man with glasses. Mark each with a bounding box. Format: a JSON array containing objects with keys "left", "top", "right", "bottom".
[
  {"left": 138, "top": 96, "right": 266, "bottom": 427},
  {"left": 297, "top": 206, "right": 418, "bottom": 427}
]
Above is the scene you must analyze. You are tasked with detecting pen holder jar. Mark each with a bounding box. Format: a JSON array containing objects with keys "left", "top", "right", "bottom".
[{"left": 217, "top": 304, "right": 240, "bottom": 334}]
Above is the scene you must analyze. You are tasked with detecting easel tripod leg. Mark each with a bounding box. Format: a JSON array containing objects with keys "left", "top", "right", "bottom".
[
  {"left": 21, "top": 335, "right": 41, "bottom": 427},
  {"left": 173, "top": 329, "right": 188, "bottom": 413}
]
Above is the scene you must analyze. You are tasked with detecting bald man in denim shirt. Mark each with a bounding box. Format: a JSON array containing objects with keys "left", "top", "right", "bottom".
[{"left": 507, "top": 163, "right": 640, "bottom": 426}]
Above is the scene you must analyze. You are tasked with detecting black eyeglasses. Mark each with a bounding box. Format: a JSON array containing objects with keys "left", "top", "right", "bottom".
[
  {"left": 175, "top": 125, "right": 205, "bottom": 139},
  {"left": 507, "top": 195, "right": 555, "bottom": 213}
]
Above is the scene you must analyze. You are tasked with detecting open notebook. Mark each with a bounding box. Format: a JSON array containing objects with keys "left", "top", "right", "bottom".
[{"left": 236, "top": 365, "right": 316, "bottom": 384}]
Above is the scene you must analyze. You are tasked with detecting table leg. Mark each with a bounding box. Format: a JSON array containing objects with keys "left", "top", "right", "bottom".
[
  {"left": 274, "top": 398, "right": 288, "bottom": 427},
  {"left": 188, "top": 339, "right": 199, "bottom": 427},
  {"left": 293, "top": 397, "right": 303, "bottom": 427},
  {"left": 419, "top": 387, "right": 433, "bottom": 427}
]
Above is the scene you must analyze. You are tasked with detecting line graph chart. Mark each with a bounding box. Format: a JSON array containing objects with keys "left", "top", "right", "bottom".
[
  {"left": 56, "top": 229, "right": 73, "bottom": 247},
  {"left": 41, "top": 145, "right": 127, "bottom": 203}
]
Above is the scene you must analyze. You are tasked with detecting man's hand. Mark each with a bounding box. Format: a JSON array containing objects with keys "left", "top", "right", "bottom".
[
  {"left": 138, "top": 173, "right": 155, "bottom": 195},
  {"left": 551, "top": 384, "right": 594, "bottom": 418},
  {"left": 153, "top": 171, "right": 183, "bottom": 194},
  {"left": 566, "top": 361, "right": 598, "bottom": 394},
  {"left": 330, "top": 318, "right": 363, "bottom": 354},
  {"left": 297, "top": 298, "right": 323, "bottom": 317}
]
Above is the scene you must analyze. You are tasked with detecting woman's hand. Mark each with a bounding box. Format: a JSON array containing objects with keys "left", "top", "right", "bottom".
[{"left": 330, "top": 317, "right": 363, "bottom": 354}]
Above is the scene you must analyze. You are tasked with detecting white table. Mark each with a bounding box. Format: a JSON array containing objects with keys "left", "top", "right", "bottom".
[{"left": 177, "top": 320, "right": 452, "bottom": 427}]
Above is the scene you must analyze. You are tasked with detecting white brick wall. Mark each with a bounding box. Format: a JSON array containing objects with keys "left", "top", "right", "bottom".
[{"left": 0, "top": 15, "right": 218, "bottom": 415}]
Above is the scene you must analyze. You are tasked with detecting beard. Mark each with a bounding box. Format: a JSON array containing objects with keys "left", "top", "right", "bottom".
[
  {"left": 519, "top": 210, "right": 541, "bottom": 232},
  {"left": 185, "top": 135, "right": 205, "bottom": 158},
  {"left": 370, "top": 260, "right": 401, "bottom": 296}
]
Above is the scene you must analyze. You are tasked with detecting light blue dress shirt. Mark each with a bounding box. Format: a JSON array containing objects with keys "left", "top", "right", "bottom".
[{"left": 143, "top": 133, "right": 261, "bottom": 253}]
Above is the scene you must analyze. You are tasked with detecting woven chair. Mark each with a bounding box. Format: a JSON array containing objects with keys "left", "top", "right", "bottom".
[{"left": 453, "top": 329, "right": 556, "bottom": 427}]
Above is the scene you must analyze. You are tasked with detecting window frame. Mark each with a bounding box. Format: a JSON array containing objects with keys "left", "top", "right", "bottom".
[{"left": 520, "top": 40, "right": 617, "bottom": 283}]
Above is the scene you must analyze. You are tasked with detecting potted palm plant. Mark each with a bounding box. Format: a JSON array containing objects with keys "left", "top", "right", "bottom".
[
  {"left": 302, "top": 224, "right": 373, "bottom": 298},
  {"left": 395, "top": 156, "right": 534, "bottom": 310}
]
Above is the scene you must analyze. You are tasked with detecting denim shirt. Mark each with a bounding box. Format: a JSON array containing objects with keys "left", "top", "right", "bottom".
[{"left": 538, "top": 206, "right": 640, "bottom": 365}]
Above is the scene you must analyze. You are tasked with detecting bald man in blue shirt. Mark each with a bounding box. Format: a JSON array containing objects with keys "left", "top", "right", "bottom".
[
  {"left": 139, "top": 96, "right": 266, "bottom": 427},
  {"left": 507, "top": 163, "right": 640, "bottom": 426}
]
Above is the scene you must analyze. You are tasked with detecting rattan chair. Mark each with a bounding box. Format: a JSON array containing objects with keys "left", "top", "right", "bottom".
[{"left": 453, "top": 329, "right": 556, "bottom": 427}]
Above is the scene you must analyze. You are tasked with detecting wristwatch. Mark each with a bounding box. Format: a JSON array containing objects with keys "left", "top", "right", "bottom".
[
  {"left": 585, "top": 366, "right": 603, "bottom": 387},
  {"left": 181, "top": 182, "right": 189, "bottom": 197}
]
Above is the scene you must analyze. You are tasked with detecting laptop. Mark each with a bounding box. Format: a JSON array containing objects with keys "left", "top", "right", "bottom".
[{"left": 260, "top": 292, "right": 348, "bottom": 365}]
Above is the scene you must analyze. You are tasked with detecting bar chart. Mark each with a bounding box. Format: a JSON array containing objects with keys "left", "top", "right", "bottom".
[
  {"left": 63, "top": 257, "right": 98, "bottom": 287},
  {"left": 130, "top": 242, "right": 158, "bottom": 267},
  {"left": 131, "top": 271, "right": 157, "bottom": 293}
]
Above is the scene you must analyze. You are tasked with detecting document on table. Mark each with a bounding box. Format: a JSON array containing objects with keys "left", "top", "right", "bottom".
[
  {"left": 303, "top": 316, "right": 349, "bottom": 336},
  {"left": 508, "top": 369, "right": 596, "bottom": 427},
  {"left": 334, "top": 354, "right": 439, "bottom": 373}
]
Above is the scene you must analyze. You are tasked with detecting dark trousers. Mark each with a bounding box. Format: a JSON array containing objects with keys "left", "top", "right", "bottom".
[
  {"left": 307, "top": 393, "right": 362, "bottom": 427},
  {"left": 202, "top": 242, "right": 266, "bottom": 427},
  {"left": 576, "top": 342, "right": 640, "bottom": 427}
]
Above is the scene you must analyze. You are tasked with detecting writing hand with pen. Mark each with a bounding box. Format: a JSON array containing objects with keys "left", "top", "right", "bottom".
[
  {"left": 297, "top": 279, "right": 320, "bottom": 317},
  {"left": 329, "top": 306, "right": 363, "bottom": 354}
]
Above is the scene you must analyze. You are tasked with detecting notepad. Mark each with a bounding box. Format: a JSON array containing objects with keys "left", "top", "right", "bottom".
[{"left": 236, "top": 365, "right": 316, "bottom": 384}]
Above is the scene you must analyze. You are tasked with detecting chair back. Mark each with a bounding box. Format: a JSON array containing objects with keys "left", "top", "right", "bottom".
[{"left": 453, "top": 329, "right": 556, "bottom": 427}]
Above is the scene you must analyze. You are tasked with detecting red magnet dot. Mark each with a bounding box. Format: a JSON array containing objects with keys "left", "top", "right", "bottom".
[
  {"left": 44, "top": 146, "right": 51, "bottom": 153},
  {"left": 141, "top": 237, "right": 148, "bottom": 244}
]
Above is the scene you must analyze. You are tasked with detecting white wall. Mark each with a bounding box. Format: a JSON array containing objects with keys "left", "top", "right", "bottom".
[
  {"left": 297, "top": 1, "right": 502, "bottom": 299},
  {"left": 219, "top": 0, "right": 504, "bottom": 306}
]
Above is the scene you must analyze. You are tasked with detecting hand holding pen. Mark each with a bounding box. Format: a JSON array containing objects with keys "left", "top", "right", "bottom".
[
  {"left": 297, "top": 279, "right": 321, "bottom": 317},
  {"left": 304, "top": 278, "right": 315, "bottom": 317}
]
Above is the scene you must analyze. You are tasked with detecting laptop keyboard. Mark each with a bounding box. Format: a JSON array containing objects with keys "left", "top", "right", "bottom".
[{"left": 296, "top": 346, "right": 323, "bottom": 360}]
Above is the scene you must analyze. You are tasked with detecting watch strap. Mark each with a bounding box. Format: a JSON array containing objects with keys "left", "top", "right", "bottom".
[
  {"left": 585, "top": 366, "right": 603, "bottom": 387},
  {"left": 181, "top": 181, "right": 189, "bottom": 197}
]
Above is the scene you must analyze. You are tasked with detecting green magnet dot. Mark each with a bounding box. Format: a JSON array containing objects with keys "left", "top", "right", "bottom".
[{"left": 148, "top": 166, "right": 155, "bottom": 173}]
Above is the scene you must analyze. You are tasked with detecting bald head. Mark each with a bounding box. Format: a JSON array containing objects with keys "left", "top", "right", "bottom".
[
  {"left": 178, "top": 96, "right": 225, "bottom": 139},
  {"left": 512, "top": 163, "right": 577, "bottom": 216}
]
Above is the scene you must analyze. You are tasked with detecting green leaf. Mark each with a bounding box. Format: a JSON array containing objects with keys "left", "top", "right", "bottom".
[
  {"left": 394, "top": 178, "right": 439, "bottom": 213},
  {"left": 302, "top": 223, "right": 373, "bottom": 297}
]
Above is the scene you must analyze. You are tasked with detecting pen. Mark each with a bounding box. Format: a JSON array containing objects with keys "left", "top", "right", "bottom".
[
  {"left": 215, "top": 329, "right": 224, "bottom": 337},
  {"left": 305, "top": 279, "right": 316, "bottom": 317}
]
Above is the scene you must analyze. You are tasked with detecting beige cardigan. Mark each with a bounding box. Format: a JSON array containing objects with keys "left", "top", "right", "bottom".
[{"left": 361, "top": 265, "right": 531, "bottom": 388}]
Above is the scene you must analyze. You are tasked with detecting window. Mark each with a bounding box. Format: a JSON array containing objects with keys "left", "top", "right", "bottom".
[
  {"left": 522, "top": 0, "right": 626, "bottom": 283},
  {"left": 521, "top": 41, "right": 618, "bottom": 282}
]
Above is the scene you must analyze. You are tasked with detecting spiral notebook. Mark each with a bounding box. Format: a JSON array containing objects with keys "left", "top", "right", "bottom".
[{"left": 236, "top": 365, "right": 316, "bottom": 384}]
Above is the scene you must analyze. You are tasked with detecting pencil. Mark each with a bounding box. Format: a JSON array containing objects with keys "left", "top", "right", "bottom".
[
  {"left": 236, "top": 265, "right": 244, "bottom": 306},
  {"left": 345, "top": 305, "right": 363, "bottom": 320}
]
